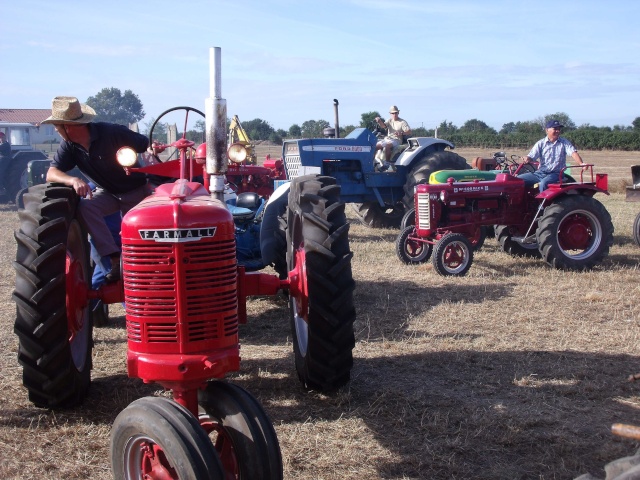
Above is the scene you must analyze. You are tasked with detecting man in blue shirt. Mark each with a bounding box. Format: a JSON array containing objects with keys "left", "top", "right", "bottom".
[
  {"left": 42, "top": 96, "right": 149, "bottom": 282},
  {"left": 518, "top": 119, "right": 586, "bottom": 191}
]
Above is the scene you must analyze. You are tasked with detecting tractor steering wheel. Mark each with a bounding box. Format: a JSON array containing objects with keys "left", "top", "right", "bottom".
[{"left": 149, "top": 106, "right": 205, "bottom": 162}]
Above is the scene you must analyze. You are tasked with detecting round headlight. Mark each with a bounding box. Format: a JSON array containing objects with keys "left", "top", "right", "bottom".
[
  {"left": 116, "top": 147, "right": 138, "bottom": 167},
  {"left": 228, "top": 143, "right": 247, "bottom": 163}
]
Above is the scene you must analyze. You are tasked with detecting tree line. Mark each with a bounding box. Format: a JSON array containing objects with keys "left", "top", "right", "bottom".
[{"left": 85, "top": 87, "right": 640, "bottom": 151}]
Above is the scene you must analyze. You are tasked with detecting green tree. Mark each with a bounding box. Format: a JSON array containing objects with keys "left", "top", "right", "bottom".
[
  {"left": 301, "top": 119, "right": 330, "bottom": 138},
  {"left": 459, "top": 119, "right": 497, "bottom": 134},
  {"left": 86, "top": 87, "right": 145, "bottom": 126},
  {"left": 359, "top": 111, "right": 382, "bottom": 129},
  {"left": 436, "top": 120, "right": 458, "bottom": 136},
  {"left": 142, "top": 117, "right": 167, "bottom": 143},
  {"left": 539, "top": 112, "right": 576, "bottom": 131},
  {"left": 500, "top": 122, "right": 517, "bottom": 134},
  {"left": 632, "top": 117, "right": 640, "bottom": 131},
  {"left": 288, "top": 124, "right": 302, "bottom": 138},
  {"left": 241, "top": 118, "right": 275, "bottom": 141}
]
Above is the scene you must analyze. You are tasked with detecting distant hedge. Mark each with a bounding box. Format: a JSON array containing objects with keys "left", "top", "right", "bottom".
[{"left": 439, "top": 131, "right": 640, "bottom": 151}]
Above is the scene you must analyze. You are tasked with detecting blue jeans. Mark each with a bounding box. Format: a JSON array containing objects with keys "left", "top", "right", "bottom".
[{"left": 517, "top": 171, "right": 560, "bottom": 192}]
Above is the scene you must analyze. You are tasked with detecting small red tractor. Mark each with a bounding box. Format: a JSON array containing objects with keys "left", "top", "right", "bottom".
[
  {"left": 396, "top": 160, "right": 614, "bottom": 276},
  {"left": 625, "top": 164, "right": 640, "bottom": 246},
  {"left": 12, "top": 48, "right": 356, "bottom": 478}
]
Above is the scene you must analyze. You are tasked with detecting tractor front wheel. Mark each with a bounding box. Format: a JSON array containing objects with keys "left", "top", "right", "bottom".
[
  {"left": 287, "top": 175, "right": 356, "bottom": 391},
  {"left": 396, "top": 226, "right": 432, "bottom": 264},
  {"left": 198, "top": 381, "right": 283, "bottom": 479},
  {"left": 537, "top": 195, "right": 614, "bottom": 270},
  {"left": 110, "top": 396, "right": 223, "bottom": 480},
  {"left": 13, "top": 184, "right": 93, "bottom": 408},
  {"left": 432, "top": 233, "right": 474, "bottom": 276},
  {"left": 400, "top": 207, "right": 415, "bottom": 229}
]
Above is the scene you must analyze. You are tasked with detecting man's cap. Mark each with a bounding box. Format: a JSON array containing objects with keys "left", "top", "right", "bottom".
[
  {"left": 389, "top": 105, "right": 399, "bottom": 113},
  {"left": 42, "top": 96, "right": 96, "bottom": 125},
  {"left": 545, "top": 119, "right": 563, "bottom": 129}
]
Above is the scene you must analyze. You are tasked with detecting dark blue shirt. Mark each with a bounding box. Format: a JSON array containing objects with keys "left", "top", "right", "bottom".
[{"left": 51, "top": 122, "right": 149, "bottom": 194}]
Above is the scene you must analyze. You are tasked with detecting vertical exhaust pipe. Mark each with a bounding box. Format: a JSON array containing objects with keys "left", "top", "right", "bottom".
[
  {"left": 333, "top": 99, "right": 340, "bottom": 138},
  {"left": 205, "top": 47, "right": 227, "bottom": 201}
]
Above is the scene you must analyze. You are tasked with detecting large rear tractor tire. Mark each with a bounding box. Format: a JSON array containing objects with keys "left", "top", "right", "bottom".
[
  {"left": 12, "top": 184, "right": 93, "bottom": 409},
  {"left": 111, "top": 396, "right": 224, "bottom": 480},
  {"left": 199, "top": 381, "right": 283, "bottom": 479},
  {"left": 355, "top": 201, "right": 405, "bottom": 228},
  {"left": 402, "top": 151, "right": 470, "bottom": 207},
  {"left": 537, "top": 195, "right": 614, "bottom": 270},
  {"left": 286, "top": 175, "right": 356, "bottom": 391},
  {"left": 495, "top": 224, "right": 542, "bottom": 258}
]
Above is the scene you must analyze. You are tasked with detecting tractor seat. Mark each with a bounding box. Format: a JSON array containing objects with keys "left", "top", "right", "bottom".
[{"left": 228, "top": 204, "right": 256, "bottom": 222}]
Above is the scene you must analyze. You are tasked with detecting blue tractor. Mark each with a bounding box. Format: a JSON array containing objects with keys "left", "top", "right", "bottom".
[{"left": 278, "top": 118, "right": 469, "bottom": 228}]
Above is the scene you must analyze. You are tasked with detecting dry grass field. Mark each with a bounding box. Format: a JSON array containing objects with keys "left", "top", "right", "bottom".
[{"left": 2, "top": 149, "right": 640, "bottom": 479}]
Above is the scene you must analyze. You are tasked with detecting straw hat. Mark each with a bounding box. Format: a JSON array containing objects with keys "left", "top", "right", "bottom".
[
  {"left": 389, "top": 105, "right": 399, "bottom": 113},
  {"left": 42, "top": 96, "right": 96, "bottom": 124}
]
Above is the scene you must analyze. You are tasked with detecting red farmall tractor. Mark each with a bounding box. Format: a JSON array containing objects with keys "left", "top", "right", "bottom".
[
  {"left": 396, "top": 161, "right": 614, "bottom": 276},
  {"left": 12, "top": 48, "right": 356, "bottom": 479}
]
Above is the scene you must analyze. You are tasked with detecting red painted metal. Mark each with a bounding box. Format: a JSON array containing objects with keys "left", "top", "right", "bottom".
[
  {"left": 288, "top": 249, "right": 308, "bottom": 322},
  {"left": 121, "top": 184, "right": 241, "bottom": 399},
  {"left": 65, "top": 248, "right": 88, "bottom": 342},
  {"left": 414, "top": 164, "right": 612, "bottom": 243}
]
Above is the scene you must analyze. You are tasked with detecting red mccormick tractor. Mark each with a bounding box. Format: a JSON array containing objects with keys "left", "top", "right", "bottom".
[
  {"left": 396, "top": 163, "right": 614, "bottom": 276},
  {"left": 12, "top": 48, "right": 356, "bottom": 478},
  {"left": 625, "top": 165, "right": 640, "bottom": 246}
]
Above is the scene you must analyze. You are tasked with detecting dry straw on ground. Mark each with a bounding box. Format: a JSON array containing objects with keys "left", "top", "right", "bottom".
[{"left": 1, "top": 149, "right": 640, "bottom": 479}]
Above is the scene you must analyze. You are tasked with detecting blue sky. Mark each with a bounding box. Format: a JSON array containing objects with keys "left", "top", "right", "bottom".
[{"left": 2, "top": 0, "right": 639, "bottom": 132}]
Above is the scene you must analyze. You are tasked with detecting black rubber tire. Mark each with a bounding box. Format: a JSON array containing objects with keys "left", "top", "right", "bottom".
[
  {"left": 12, "top": 184, "right": 93, "bottom": 408},
  {"left": 396, "top": 226, "right": 432, "bottom": 264},
  {"left": 633, "top": 212, "right": 640, "bottom": 247},
  {"left": 4, "top": 157, "right": 30, "bottom": 203},
  {"left": 537, "top": 195, "right": 614, "bottom": 270},
  {"left": 286, "top": 175, "right": 356, "bottom": 391},
  {"left": 471, "top": 227, "right": 487, "bottom": 252},
  {"left": 432, "top": 232, "right": 474, "bottom": 276},
  {"left": 273, "top": 204, "right": 288, "bottom": 279},
  {"left": 400, "top": 207, "right": 415, "bottom": 229},
  {"left": 356, "top": 201, "right": 404, "bottom": 228},
  {"left": 111, "top": 396, "right": 224, "bottom": 480},
  {"left": 402, "top": 151, "right": 470, "bottom": 207},
  {"left": 198, "top": 381, "right": 283, "bottom": 479},
  {"left": 495, "top": 224, "right": 542, "bottom": 258},
  {"left": 15, "top": 187, "right": 28, "bottom": 209}
]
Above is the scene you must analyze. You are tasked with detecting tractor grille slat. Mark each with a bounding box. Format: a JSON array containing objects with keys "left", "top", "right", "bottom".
[
  {"left": 284, "top": 155, "right": 301, "bottom": 179},
  {"left": 417, "top": 193, "right": 431, "bottom": 230},
  {"left": 122, "top": 237, "right": 238, "bottom": 347}
]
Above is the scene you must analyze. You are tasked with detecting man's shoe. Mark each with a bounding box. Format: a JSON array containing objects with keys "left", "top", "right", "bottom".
[{"left": 105, "top": 256, "right": 121, "bottom": 283}]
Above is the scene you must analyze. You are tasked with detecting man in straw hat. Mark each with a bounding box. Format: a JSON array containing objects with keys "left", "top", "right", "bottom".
[
  {"left": 374, "top": 106, "right": 411, "bottom": 168},
  {"left": 43, "top": 96, "right": 150, "bottom": 282}
]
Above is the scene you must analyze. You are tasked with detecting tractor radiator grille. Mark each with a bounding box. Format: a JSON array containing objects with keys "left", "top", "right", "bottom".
[
  {"left": 122, "top": 238, "right": 239, "bottom": 348},
  {"left": 284, "top": 155, "right": 301, "bottom": 179},
  {"left": 417, "top": 193, "right": 431, "bottom": 230}
]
